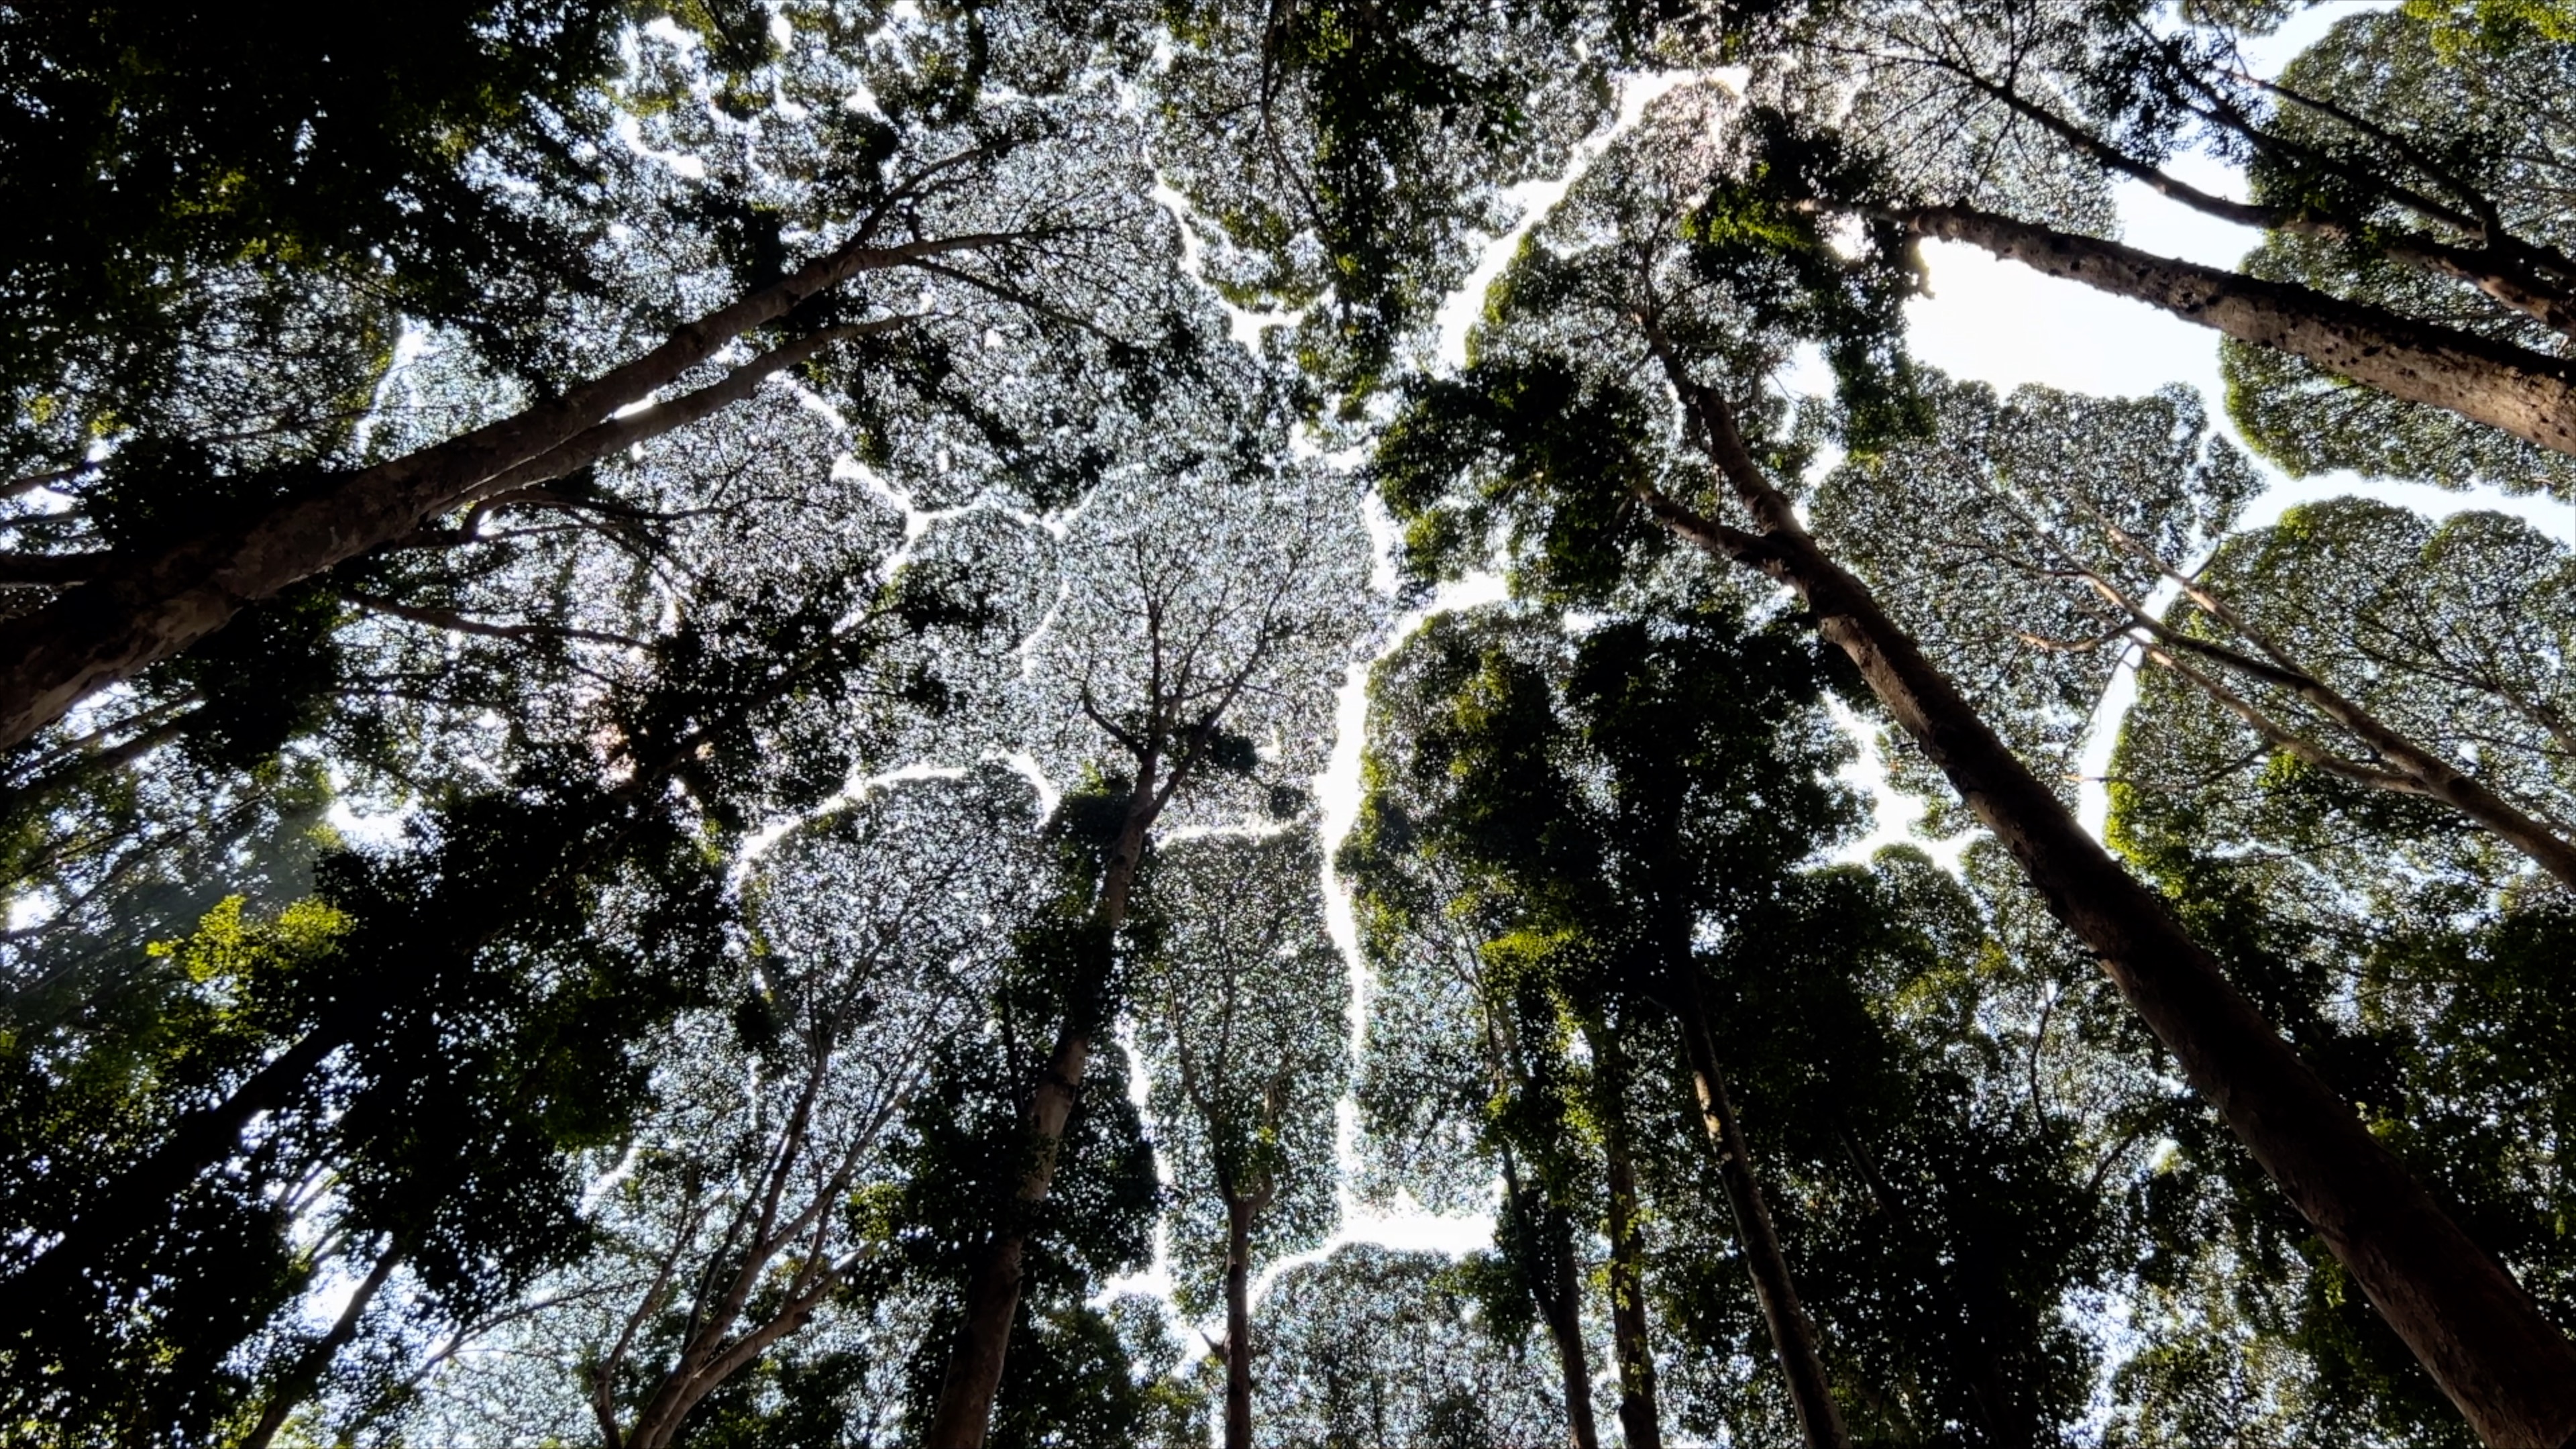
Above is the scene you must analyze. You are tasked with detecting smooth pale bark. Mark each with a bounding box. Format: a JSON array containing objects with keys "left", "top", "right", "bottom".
[
  {"left": 1674, "top": 992, "right": 1851, "bottom": 1449},
  {"left": 920, "top": 784, "right": 1157, "bottom": 1449},
  {"left": 238, "top": 1234, "right": 405, "bottom": 1449},
  {"left": 1643, "top": 358, "right": 2576, "bottom": 1448},
  {"left": 1595, "top": 1029, "right": 1662, "bottom": 1449},
  {"left": 0, "top": 221, "right": 994, "bottom": 751},
  {"left": 1906, "top": 206, "right": 2576, "bottom": 460}
]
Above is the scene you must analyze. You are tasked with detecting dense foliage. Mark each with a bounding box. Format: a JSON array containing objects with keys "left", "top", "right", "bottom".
[{"left": 3, "top": 1, "right": 2573, "bottom": 1446}]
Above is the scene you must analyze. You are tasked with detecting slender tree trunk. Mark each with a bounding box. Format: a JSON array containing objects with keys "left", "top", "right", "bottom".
[
  {"left": 2135, "top": 628, "right": 2576, "bottom": 892},
  {"left": 1505, "top": 1155, "right": 1601, "bottom": 1449},
  {"left": 237, "top": 1234, "right": 405, "bottom": 1449},
  {"left": 1673, "top": 991, "right": 1851, "bottom": 1449},
  {"left": 1224, "top": 1195, "right": 1256, "bottom": 1449},
  {"left": 922, "top": 786, "right": 1159, "bottom": 1449},
  {"left": 1538, "top": 1199, "right": 1603, "bottom": 1449},
  {"left": 1595, "top": 1027, "right": 1662, "bottom": 1449},
  {"left": 1904, "top": 205, "right": 2576, "bottom": 460},
  {"left": 0, "top": 223, "right": 990, "bottom": 750},
  {"left": 1642, "top": 362, "right": 2576, "bottom": 1448}
]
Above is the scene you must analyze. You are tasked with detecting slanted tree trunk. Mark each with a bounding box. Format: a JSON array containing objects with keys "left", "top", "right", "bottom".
[
  {"left": 1504, "top": 1155, "right": 1602, "bottom": 1449},
  {"left": 1673, "top": 990, "right": 1851, "bottom": 1449},
  {"left": 1639, "top": 350, "right": 2576, "bottom": 1448},
  {"left": 921, "top": 784, "right": 1158, "bottom": 1449},
  {"left": 238, "top": 1234, "right": 406, "bottom": 1449},
  {"left": 0, "top": 219, "right": 999, "bottom": 751},
  {"left": 1904, "top": 205, "right": 2576, "bottom": 460},
  {"left": 1595, "top": 1026, "right": 1662, "bottom": 1449}
]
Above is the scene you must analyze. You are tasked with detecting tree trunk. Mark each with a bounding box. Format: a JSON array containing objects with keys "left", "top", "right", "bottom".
[
  {"left": 2135, "top": 628, "right": 2576, "bottom": 893},
  {"left": 1505, "top": 1155, "right": 1601, "bottom": 1449},
  {"left": 1596, "top": 1027, "right": 1662, "bottom": 1449},
  {"left": 1905, "top": 205, "right": 2576, "bottom": 460},
  {"left": 1224, "top": 1195, "right": 1256, "bottom": 1449},
  {"left": 921, "top": 785, "right": 1159, "bottom": 1449},
  {"left": 1673, "top": 991, "right": 1851, "bottom": 1449},
  {"left": 1642, "top": 366, "right": 2576, "bottom": 1448},
  {"left": 0, "top": 225, "right": 991, "bottom": 751},
  {"left": 238, "top": 1234, "right": 405, "bottom": 1449},
  {"left": 1538, "top": 1198, "right": 1603, "bottom": 1449}
]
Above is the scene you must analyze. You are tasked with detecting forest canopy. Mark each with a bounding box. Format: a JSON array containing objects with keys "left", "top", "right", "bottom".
[{"left": 3, "top": 1, "right": 2575, "bottom": 1447}]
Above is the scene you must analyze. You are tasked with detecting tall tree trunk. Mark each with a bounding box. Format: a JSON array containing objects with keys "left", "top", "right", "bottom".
[
  {"left": 1224, "top": 1194, "right": 1257, "bottom": 1449},
  {"left": 0, "top": 222, "right": 994, "bottom": 751},
  {"left": 922, "top": 785, "right": 1159, "bottom": 1449},
  {"left": 1640, "top": 358, "right": 2576, "bottom": 1448},
  {"left": 1595, "top": 1026, "right": 1662, "bottom": 1449},
  {"left": 1673, "top": 991, "right": 1851, "bottom": 1449},
  {"left": 1904, "top": 205, "right": 2576, "bottom": 460},
  {"left": 1505, "top": 1155, "right": 1601, "bottom": 1449},
  {"left": 238, "top": 1234, "right": 405, "bottom": 1449}
]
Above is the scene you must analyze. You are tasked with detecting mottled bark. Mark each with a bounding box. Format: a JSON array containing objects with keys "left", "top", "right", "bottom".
[
  {"left": 1907, "top": 205, "right": 2576, "bottom": 460},
  {"left": 1642, "top": 355, "right": 2576, "bottom": 1448}
]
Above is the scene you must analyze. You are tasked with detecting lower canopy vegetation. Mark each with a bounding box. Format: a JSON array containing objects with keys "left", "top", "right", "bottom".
[{"left": 4, "top": 3, "right": 2575, "bottom": 1448}]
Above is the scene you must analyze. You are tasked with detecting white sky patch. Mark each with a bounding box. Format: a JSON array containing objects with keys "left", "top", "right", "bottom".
[
  {"left": 614, "top": 111, "right": 710, "bottom": 182},
  {"left": 1897, "top": 0, "right": 2571, "bottom": 848},
  {"left": 1433, "top": 70, "right": 1722, "bottom": 370},
  {"left": 1150, "top": 181, "right": 1304, "bottom": 350},
  {"left": 1826, "top": 697, "right": 1975, "bottom": 873}
]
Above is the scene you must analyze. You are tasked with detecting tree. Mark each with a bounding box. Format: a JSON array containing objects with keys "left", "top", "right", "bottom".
[
  {"left": 1132, "top": 828, "right": 1348, "bottom": 1449},
  {"left": 1341, "top": 584, "right": 1870, "bottom": 1448},
  {"left": 920, "top": 431, "right": 1377, "bottom": 1448},
  {"left": 0, "top": 0, "right": 1186, "bottom": 751},
  {"left": 560, "top": 768, "right": 1046, "bottom": 1449},
  {"left": 0, "top": 0, "right": 631, "bottom": 484},
  {"left": 1713, "top": 0, "right": 2576, "bottom": 479},
  {"left": 1368, "top": 83, "right": 2576, "bottom": 1443},
  {"left": 0, "top": 453, "right": 1004, "bottom": 1436},
  {"left": 1809, "top": 375, "right": 2576, "bottom": 891},
  {"left": 1255, "top": 1244, "right": 1568, "bottom": 1449}
]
